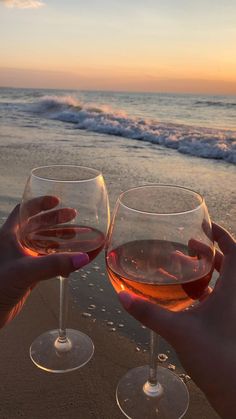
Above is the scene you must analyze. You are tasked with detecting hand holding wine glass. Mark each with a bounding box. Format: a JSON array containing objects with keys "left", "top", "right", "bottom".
[
  {"left": 0, "top": 201, "right": 88, "bottom": 329},
  {"left": 119, "top": 223, "right": 236, "bottom": 419},
  {"left": 106, "top": 185, "right": 215, "bottom": 419},
  {"left": 18, "top": 165, "right": 110, "bottom": 373}
]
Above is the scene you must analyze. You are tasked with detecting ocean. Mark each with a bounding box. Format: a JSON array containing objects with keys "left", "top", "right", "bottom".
[{"left": 0, "top": 87, "right": 236, "bottom": 165}]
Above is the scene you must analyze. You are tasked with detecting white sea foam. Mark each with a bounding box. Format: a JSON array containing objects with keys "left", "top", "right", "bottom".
[{"left": 28, "top": 95, "right": 236, "bottom": 165}]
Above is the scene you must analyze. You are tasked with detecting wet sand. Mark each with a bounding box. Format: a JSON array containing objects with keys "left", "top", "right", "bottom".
[{"left": 0, "top": 126, "right": 234, "bottom": 418}]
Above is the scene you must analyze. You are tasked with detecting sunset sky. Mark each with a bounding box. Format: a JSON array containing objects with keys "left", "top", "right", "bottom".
[{"left": 1, "top": 0, "right": 236, "bottom": 94}]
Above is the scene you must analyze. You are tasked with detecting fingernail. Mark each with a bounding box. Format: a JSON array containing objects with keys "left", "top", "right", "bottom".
[
  {"left": 119, "top": 291, "right": 133, "bottom": 310},
  {"left": 71, "top": 253, "right": 89, "bottom": 269}
]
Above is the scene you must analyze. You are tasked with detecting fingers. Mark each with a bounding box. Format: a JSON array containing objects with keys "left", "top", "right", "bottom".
[
  {"left": 214, "top": 249, "right": 223, "bottom": 272},
  {"left": 189, "top": 223, "right": 233, "bottom": 272},
  {"left": 1, "top": 197, "right": 60, "bottom": 234},
  {"left": 171, "top": 250, "right": 199, "bottom": 277},
  {"left": 212, "top": 223, "right": 235, "bottom": 255},
  {"left": 211, "top": 225, "right": 236, "bottom": 291},
  {"left": 171, "top": 248, "right": 211, "bottom": 282},
  {"left": 24, "top": 196, "right": 59, "bottom": 217},
  {"left": 189, "top": 239, "right": 224, "bottom": 272},
  {"left": 199, "top": 286, "right": 212, "bottom": 301},
  {"left": 155, "top": 268, "right": 177, "bottom": 281},
  {"left": 1, "top": 205, "right": 20, "bottom": 232},
  {"left": 188, "top": 239, "right": 214, "bottom": 260},
  {"left": 118, "top": 291, "right": 180, "bottom": 343},
  {"left": 26, "top": 208, "right": 77, "bottom": 232},
  {"left": 4, "top": 252, "right": 89, "bottom": 289}
]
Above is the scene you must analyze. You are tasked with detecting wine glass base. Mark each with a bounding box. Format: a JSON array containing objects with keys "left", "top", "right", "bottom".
[
  {"left": 30, "top": 329, "right": 94, "bottom": 373},
  {"left": 116, "top": 365, "right": 189, "bottom": 419}
]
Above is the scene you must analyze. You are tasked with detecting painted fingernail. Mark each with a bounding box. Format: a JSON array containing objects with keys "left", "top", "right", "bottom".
[
  {"left": 71, "top": 253, "right": 89, "bottom": 269},
  {"left": 119, "top": 291, "right": 133, "bottom": 310}
]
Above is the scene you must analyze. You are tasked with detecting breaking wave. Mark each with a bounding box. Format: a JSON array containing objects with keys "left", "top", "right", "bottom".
[{"left": 28, "top": 95, "right": 236, "bottom": 165}]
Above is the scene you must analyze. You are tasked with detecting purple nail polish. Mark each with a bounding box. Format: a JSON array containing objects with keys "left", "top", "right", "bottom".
[{"left": 72, "top": 253, "right": 89, "bottom": 269}]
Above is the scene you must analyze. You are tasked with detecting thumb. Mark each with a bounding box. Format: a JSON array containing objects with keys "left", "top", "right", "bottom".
[
  {"left": 9, "top": 252, "right": 89, "bottom": 288},
  {"left": 212, "top": 222, "right": 235, "bottom": 255},
  {"left": 119, "top": 291, "right": 183, "bottom": 344}
]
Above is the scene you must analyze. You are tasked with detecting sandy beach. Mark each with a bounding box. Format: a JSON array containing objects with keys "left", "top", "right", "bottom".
[{"left": 0, "top": 117, "right": 235, "bottom": 419}]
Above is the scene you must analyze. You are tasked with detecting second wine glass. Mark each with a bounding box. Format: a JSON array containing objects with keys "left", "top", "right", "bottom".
[
  {"left": 106, "top": 185, "right": 215, "bottom": 418},
  {"left": 18, "top": 165, "right": 110, "bottom": 373}
]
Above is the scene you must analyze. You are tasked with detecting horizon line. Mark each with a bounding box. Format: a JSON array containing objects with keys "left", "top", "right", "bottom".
[{"left": 1, "top": 84, "right": 236, "bottom": 98}]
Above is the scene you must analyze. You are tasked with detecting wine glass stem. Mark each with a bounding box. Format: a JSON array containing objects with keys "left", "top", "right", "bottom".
[
  {"left": 148, "top": 330, "right": 158, "bottom": 385},
  {"left": 58, "top": 276, "right": 68, "bottom": 342},
  {"left": 143, "top": 331, "right": 163, "bottom": 397}
]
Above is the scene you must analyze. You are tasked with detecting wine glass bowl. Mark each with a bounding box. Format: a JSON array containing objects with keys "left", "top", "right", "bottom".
[
  {"left": 20, "top": 165, "right": 108, "bottom": 257},
  {"left": 18, "top": 165, "right": 110, "bottom": 373},
  {"left": 106, "top": 185, "right": 214, "bottom": 418},
  {"left": 106, "top": 185, "right": 214, "bottom": 312}
]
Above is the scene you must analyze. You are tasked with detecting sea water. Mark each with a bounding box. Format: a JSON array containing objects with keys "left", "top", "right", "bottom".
[{"left": 0, "top": 87, "right": 235, "bottom": 165}]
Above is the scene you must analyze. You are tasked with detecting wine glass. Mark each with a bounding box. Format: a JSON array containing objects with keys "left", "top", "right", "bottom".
[
  {"left": 18, "top": 165, "right": 110, "bottom": 373},
  {"left": 105, "top": 185, "right": 215, "bottom": 418}
]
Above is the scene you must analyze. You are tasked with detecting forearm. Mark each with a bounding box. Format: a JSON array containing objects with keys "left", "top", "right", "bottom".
[
  {"left": 209, "top": 393, "right": 236, "bottom": 419},
  {"left": 178, "top": 347, "right": 236, "bottom": 419}
]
